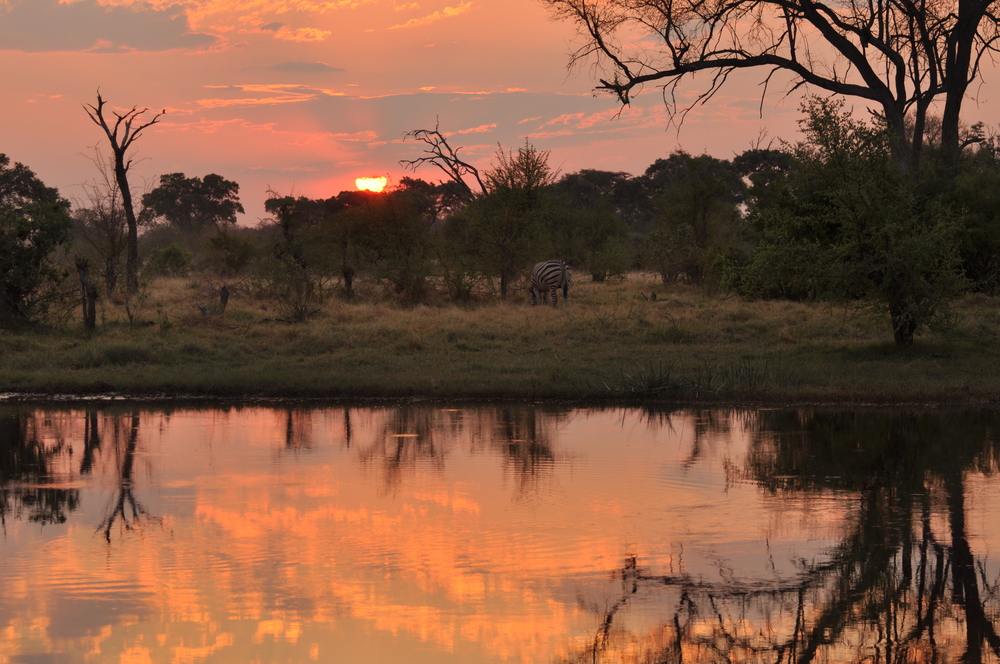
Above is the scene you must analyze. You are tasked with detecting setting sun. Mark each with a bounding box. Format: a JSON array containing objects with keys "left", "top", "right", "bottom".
[{"left": 356, "top": 176, "right": 388, "bottom": 193}]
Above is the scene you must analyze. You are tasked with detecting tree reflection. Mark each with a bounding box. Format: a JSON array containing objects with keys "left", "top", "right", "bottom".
[
  {"left": 354, "top": 405, "right": 564, "bottom": 497},
  {"left": 0, "top": 411, "right": 80, "bottom": 529},
  {"left": 563, "top": 410, "right": 1000, "bottom": 664},
  {"left": 97, "top": 410, "right": 159, "bottom": 542}
]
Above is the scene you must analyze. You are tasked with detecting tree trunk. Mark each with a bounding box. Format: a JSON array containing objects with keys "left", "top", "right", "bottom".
[
  {"left": 113, "top": 158, "right": 140, "bottom": 294},
  {"left": 75, "top": 257, "right": 98, "bottom": 330},
  {"left": 889, "top": 301, "right": 917, "bottom": 346},
  {"left": 941, "top": 0, "right": 985, "bottom": 161}
]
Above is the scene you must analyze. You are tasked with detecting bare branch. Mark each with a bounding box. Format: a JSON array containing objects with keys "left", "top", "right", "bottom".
[{"left": 399, "top": 119, "right": 486, "bottom": 202}]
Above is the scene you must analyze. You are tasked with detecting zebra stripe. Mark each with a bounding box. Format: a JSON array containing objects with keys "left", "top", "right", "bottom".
[{"left": 529, "top": 260, "right": 570, "bottom": 307}]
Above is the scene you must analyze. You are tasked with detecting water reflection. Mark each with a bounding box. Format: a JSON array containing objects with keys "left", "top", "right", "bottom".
[
  {"left": 0, "top": 405, "right": 998, "bottom": 663},
  {"left": 567, "top": 410, "right": 1000, "bottom": 664}
]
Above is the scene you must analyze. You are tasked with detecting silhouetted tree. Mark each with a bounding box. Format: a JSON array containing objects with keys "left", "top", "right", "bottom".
[
  {"left": 142, "top": 172, "right": 243, "bottom": 232},
  {"left": 0, "top": 154, "right": 73, "bottom": 327},
  {"left": 400, "top": 120, "right": 486, "bottom": 206},
  {"left": 85, "top": 92, "right": 164, "bottom": 293},
  {"left": 543, "top": 0, "right": 1000, "bottom": 167}
]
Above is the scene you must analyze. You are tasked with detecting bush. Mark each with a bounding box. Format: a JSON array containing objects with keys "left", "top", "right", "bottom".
[{"left": 146, "top": 244, "right": 191, "bottom": 277}]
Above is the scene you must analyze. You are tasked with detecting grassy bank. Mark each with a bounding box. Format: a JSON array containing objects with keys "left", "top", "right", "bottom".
[{"left": 2, "top": 274, "right": 999, "bottom": 404}]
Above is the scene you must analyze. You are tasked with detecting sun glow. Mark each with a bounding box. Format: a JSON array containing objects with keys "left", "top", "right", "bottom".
[{"left": 356, "top": 176, "right": 388, "bottom": 193}]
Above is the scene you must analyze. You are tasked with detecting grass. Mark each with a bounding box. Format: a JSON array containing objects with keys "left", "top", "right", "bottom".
[{"left": 1, "top": 273, "right": 999, "bottom": 405}]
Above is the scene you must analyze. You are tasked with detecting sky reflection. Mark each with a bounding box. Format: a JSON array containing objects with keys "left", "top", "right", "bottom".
[{"left": 1, "top": 406, "right": 999, "bottom": 663}]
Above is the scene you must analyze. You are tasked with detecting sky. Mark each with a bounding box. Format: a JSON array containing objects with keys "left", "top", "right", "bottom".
[{"left": 5, "top": 0, "right": 988, "bottom": 225}]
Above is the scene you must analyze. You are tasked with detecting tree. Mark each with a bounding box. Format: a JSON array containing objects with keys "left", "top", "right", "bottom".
[
  {"left": 548, "top": 171, "right": 632, "bottom": 282},
  {"left": 543, "top": 0, "right": 1000, "bottom": 167},
  {"left": 0, "top": 154, "right": 73, "bottom": 327},
  {"left": 73, "top": 148, "right": 130, "bottom": 294},
  {"left": 85, "top": 92, "right": 164, "bottom": 293},
  {"left": 473, "top": 141, "right": 558, "bottom": 298},
  {"left": 738, "top": 97, "right": 966, "bottom": 345},
  {"left": 641, "top": 152, "right": 744, "bottom": 284},
  {"left": 142, "top": 172, "right": 244, "bottom": 232}
]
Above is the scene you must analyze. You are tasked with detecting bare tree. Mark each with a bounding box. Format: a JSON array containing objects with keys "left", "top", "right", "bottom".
[
  {"left": 84, "top": 92, "right": 164, "bottom": 292},
  {"left": 74, "top": 147, "right": 131, "bottom": 295},
  {"left": 542, "top": 0, "right": 1000, "bottom": 167}
]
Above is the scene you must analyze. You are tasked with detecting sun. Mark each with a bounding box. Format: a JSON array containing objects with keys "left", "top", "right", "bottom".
[{"left": 355, "top": 176, "right": 387, "bottom": 193}]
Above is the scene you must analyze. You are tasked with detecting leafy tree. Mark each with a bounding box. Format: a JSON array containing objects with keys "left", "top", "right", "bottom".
[
  {"left": 142, "top": 173, "right": 244, "bottom": 232},
  {"left": 358, "top": 179, "right": 438, "bottom": 300},
  {"left": 942, "top": 134, "right": 1000, "bottom": 293},
  {"left": 84, "top": 92, "right": 164, "bottom": 293},
  {"left": 549, "top": 171, "right": 632, "bottom": 281},
  {"left": 470, "top": 141, "right": 558, "bottom": 298},
  {"left": 640, "top": 152, "right": 744, "bottom": 284},
  {"left": 0, "top": 154, "right": 73, "bottom": 327},
  {"left": 738, "top": 97, "right": 967, "bottom": 346}
]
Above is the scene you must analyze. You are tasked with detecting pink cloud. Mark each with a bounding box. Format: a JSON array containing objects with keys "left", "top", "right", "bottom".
[{"left": 387, "top": 1, "right": 472, "bottom": 29}]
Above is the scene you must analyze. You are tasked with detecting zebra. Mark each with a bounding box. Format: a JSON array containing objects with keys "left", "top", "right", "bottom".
[{"left": 529, "top": 260, "right": 570, "bottom": 307}]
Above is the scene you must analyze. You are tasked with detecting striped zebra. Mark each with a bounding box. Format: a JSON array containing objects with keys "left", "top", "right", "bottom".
[{"left": 529, "top": 260, "right": 570, "bottom": 307}]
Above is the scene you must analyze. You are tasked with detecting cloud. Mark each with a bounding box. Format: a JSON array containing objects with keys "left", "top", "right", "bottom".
[
  {"left": 269, "top": 62, "right": 347, "bottom": 74},
  {"left": 388, "top": 1, "right": 472, "bottom": 29},
  {"left": 272, "top": 26, "right": 331, "bottom": 42},
  {"left": 0, "top": 0, "right": 218, "bottom": 53},
  {"left": 452, "top": 123, "right": 497, "bottom": 135},
  {"left": 196, "top": 96, "right": 319, "bottom": 109}
]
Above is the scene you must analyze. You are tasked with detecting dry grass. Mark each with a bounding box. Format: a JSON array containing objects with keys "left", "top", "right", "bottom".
[{"left": 2, "top": 273, "right": 999, "bottom": 404}]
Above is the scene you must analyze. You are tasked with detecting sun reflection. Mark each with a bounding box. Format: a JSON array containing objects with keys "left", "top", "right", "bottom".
[{"left": 355, "top": 176, "right": 387, "bottom": 192}]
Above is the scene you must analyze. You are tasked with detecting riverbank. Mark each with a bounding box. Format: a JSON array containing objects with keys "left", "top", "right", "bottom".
[{"left": 2, "top": 274, "right": 998, "bottom": 405}]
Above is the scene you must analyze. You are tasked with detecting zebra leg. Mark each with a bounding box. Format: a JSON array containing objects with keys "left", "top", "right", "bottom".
[
  {"left": 529, "top": 286, "right": 539, "bottom": 306},
  {"left": 549, "top": 286, "right": 559, "bottom": 307}
]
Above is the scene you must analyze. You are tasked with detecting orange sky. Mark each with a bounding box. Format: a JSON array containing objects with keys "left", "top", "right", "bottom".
[{"left": 3, "top": 0, "right": 998, "bottom": 224}]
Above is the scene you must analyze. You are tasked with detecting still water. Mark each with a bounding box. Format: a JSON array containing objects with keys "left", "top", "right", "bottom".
[{"left": 2, "top": 404, "right": 1000, "bottom": 663}]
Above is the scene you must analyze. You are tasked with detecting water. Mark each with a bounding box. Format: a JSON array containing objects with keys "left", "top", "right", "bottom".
[{"left": 2, "top": 405, "right": 999, "bottom": 663}]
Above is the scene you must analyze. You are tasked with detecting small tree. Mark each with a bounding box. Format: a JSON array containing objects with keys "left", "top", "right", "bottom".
[
  {"left": 472, "top": 141, "right": 558, "bottom": 298},
  {"left": 0, "top": 155, "right": 73, "bottom": 327},
  {"left": 73, "top": 148, "right": 130, "bottom": 294}
]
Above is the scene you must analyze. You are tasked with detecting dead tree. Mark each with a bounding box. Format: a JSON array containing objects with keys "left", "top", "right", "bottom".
[
  {"left": 399, "top": 120, "right": 486, "bottom": 205},
  {"left": 84, "top": 92, "right": 164, "bottom": 293}
]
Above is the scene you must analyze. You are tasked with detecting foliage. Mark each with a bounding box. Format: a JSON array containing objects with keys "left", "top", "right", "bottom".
[
  {"left": 0, "top": 154, "right": 73, "bottom": 327},
  {"left": 359, "top": 179, "right": 437, "bottom": 301},
  {"left": 548, "top": 171, "right": 632, "bottom": 282},
  {"left": 939, "top": 134, "right": 1000, "bottom": 294},
  {"left": 468, "top": 141, "right": 558, "bottom": 298},
  {"left": 737, "top": 97, "right": 967, "bottom": 346},
  {"left": 641, "top": 152, "right": 745, "bottom": 284},
  {"left": 145, "top": 244, "right": 191, "bottom": 277},
  {"left": 206, "top": 229, "right": 257, "bottom": 277},
  {"left": 142, "top": 173, "right": 244, "bottom": 232}
]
